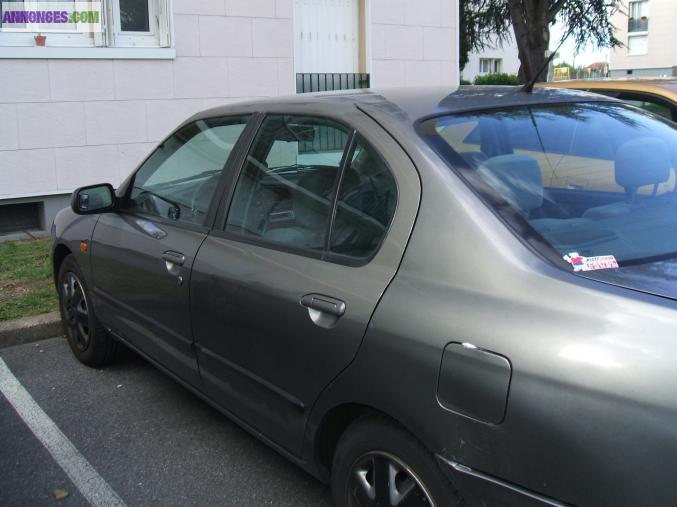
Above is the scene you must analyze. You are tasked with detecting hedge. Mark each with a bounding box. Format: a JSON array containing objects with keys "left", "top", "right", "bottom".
[{"left": 473, "top": 73, "right": 521, "bottom": 86}]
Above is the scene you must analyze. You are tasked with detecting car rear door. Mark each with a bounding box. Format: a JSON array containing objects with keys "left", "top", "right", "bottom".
[
  {"left": 91, "top": 115, "right": 253, "bottom": 386},
  {"left": 190, "top": 110, "right": 420, "bottom": 455}
]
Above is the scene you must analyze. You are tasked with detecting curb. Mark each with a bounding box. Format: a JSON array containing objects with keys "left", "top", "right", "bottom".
[{"left": 0, "top": 312, "right": 63, "bottom": 349}]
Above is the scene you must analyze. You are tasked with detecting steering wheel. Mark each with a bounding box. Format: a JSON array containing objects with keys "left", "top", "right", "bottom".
[
  {"left": 137, "top": 191, "right": 160, "bottom": 215},
  {"left": 190, "top": 174, "right": 219, "bottom": 215}
]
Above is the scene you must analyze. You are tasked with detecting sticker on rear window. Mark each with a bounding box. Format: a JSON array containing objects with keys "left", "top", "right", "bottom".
[{"left": 563, "top": 252, "right": 619, "bottom": 272}]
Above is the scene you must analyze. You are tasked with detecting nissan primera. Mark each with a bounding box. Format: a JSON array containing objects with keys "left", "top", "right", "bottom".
[{"left": 53, "top": 86, "right": 677, "bottom": 506}]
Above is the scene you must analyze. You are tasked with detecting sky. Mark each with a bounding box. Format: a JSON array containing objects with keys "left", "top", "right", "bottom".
[{"left": 549, "top": 21, "right": 611, "bottom": 68}]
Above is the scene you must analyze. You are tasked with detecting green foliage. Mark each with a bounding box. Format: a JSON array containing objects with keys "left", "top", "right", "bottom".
[
  {"left": 0, "top": 238, "right": 58, "bottom": 321},
  {"left": 460, "top": 79, "right": 472, "bottom": 85},
  {"left": 473, "top": 73, "right": 520, "bottom": 86}
]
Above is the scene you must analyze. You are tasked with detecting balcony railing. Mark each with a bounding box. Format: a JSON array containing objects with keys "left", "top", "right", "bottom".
[
  {"left": 628, "top": 17, "right": 649, "bottom": 32},
  {"left": 296, "top": 73, "right": 370, "bottom": 94}
]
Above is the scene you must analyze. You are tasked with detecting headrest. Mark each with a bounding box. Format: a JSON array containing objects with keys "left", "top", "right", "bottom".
[
  {"left": 352, "top": 149, "right": 383, "bottom": 177},
  {"left": 615, "top": 137, "right": 671, "bottom": 190},
  {"left": 477, "top": 154, "right": 544, "bottom": 214},
  {"left": 293, "top": 167, "right": 337, "bottom": 229}
]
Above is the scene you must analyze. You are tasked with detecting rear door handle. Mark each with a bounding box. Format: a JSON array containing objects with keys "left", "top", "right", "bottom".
[{"left": 300, "top": 294, "right": 346, "bottom": 317}]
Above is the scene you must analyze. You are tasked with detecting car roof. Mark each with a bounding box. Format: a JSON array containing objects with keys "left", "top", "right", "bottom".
[
  {"left": 540, "top": 79, "right": 677, "bottom": 102},
  {"left": 192, "top": 85, "right": 617, "bottom": 126}
]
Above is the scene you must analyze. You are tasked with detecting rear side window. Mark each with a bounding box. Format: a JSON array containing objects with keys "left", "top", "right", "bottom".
[
  {"left": 225, "top": 115, "right": 350, "bottom": 251},
  {"left": 225, "top": 116, "right": 398, "bottom": 262},
  {"left": 330, "top": 140, "right": 397, "bottom": 258}
]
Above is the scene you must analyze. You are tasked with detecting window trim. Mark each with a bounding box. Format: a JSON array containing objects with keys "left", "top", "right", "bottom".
[
  {"left": 213, "top": 113, "right": 399, "bottom": 267},
  {"left": 117, "top": 113, "right": 256, "bottom": 232}
]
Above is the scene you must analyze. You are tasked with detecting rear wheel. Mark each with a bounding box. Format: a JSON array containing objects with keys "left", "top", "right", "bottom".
[
  {"left": 331, "top": 417, "right": 462, "bottom": 507},
  {"left": 57, "top": 254, "right": 118, "bottom": 367}
]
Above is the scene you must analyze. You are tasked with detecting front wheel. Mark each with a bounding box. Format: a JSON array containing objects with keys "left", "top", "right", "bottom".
[
  {"left": 331, "top": 417, "right": 462, "bottom": 507},
  {"left": 57, "top": 254, "right": 118, "bottom": 367}
]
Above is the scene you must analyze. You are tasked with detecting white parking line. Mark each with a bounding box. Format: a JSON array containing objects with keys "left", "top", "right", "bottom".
[{"left": 0, "top": 357, "right": 126, "bottom": 507}]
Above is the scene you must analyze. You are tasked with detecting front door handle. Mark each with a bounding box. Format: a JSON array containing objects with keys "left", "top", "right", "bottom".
[
  {"left": 162, "top": 251, "right": 185, "bottom": 278},
  {"left": 300, "top": 294, "right": 346, "bottom": 317},
  {"left": 162, "top": 251, "right": 185, "bottom": 266}
]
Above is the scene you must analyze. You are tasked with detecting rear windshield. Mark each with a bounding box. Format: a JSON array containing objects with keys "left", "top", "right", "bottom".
[{"left": 419, "top": 103, "right": 677, "bottom": 272}]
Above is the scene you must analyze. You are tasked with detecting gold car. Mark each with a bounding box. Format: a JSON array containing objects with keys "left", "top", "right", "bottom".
[{"left": 540, "top": 78, "right": 677, "bottom": 121}]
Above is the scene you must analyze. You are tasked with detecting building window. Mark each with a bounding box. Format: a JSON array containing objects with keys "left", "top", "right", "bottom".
[
  {"left": 627, "top": 34, "right": 648, "bottom": 55},
  {"left": 0, "top": 0, "right": 171, "bottom": 49},
  {"left": 479, "top": 58, "right": 502, "bottom": 74},
  {"left": 628, "top": 0, "right": 649, "bottom": 33}
]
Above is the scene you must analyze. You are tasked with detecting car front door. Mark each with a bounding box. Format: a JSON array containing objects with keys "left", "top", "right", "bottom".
[
  {"left": 91, "top": 115, "right": 252, "bottom": 386},
  {"left": 190, "top": 112, "right": 420, "bottom": 454}
]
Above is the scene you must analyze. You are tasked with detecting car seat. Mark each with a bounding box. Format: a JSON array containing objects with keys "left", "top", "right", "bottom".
[
  {"left": 583, "top": 137, "right": 672, "bottom": 220},
  {"left": 263, "top": 167, "right": 339, "bottom": 249}
]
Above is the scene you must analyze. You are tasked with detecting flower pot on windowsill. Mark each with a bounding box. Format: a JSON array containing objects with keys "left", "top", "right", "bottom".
[{"left": 34, "top": 34, "right": 47, "bottom": 47}]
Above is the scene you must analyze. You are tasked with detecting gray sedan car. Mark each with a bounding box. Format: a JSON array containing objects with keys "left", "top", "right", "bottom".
[{"left": 52, "top": 86, "right": 677, "bottom": 506}]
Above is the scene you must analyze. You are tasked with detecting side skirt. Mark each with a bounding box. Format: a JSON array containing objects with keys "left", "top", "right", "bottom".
[{"left": 108, "top": 330, "right": 324, "bottom": 482}]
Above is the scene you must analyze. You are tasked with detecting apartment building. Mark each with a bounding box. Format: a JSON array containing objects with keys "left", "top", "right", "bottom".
[
  {"left": 610, "top": 0, "right": 677, "bottom": 77},
  {"left": 0, "top": 0, "right": 459, "bottom": 234},
  {"left": 462, "top": 37, "right": 520, "bottom": 83}
]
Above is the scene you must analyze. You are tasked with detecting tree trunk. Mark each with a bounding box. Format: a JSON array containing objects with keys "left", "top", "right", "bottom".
[
  {"left": 521, "top": 40, "right": 549, "bottom": 83},
  {"left": 510, "top": 0, "right": 551, "bottom": 84}
]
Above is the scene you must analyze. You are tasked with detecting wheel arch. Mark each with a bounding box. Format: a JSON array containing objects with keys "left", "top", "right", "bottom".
[
  {"left": 52, "top": 243, "right": 72, "bottom": 286},
  {"left": 312, "top": 402, "right": 430, "bottom": 483}
]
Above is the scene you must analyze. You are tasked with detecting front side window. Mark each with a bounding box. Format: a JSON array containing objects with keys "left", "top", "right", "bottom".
[
  {"left": 225, "top": 115, "right": 350, "bottom": 252},
  {"left": 127, "top": 116, "right": 250, "bottom": 226},
  {"left": 420, "top": 103, "right": 677, "bottom": 280}
]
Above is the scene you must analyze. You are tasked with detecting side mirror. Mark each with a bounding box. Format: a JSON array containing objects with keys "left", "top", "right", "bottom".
[{"left": 71, "top": 183, "right": 116, "bottom": 215}]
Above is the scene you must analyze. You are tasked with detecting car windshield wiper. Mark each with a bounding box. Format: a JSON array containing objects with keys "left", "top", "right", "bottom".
[{"left": 619, "top": 251, "right": 677, "bottom": 267}]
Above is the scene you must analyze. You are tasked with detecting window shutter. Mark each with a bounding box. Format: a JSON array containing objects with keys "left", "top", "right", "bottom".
[
  {"left": 158, "top": 0, "right": 171, "bottom": 47},
  {"left": 92, "top": 1, "right": 108, "bottom": 47},
  {"left": 94, "top": 0, "right": 113, "bottom": 47}
]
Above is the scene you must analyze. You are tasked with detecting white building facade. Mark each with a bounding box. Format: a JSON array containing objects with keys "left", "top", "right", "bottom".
[
  {"left": 0, "top": 0, "right": 459, "bottom": 233},
  {"left": 610, "top": 0, "right": 677, "bottom": 78},
  {"left": 462, "top": 37, "right": 520, "bottom": 83}
]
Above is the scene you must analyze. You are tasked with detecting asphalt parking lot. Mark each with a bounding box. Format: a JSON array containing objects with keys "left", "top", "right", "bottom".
[{"left": 0, "top": 337, "right": 332, "bottom": 506}]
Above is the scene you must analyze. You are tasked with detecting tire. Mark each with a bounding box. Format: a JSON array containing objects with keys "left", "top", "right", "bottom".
[
  {"left": 57, "top": 254, "right": 119, "bottom": 367},
  {"left": 331, "top": 417, "right": 462, "bottom": 507}
]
